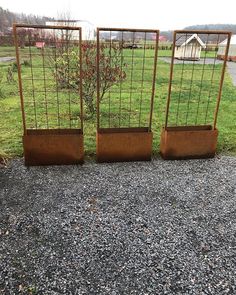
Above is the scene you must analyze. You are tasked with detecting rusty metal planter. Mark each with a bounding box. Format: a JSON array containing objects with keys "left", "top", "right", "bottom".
[
  {"left": 13, "top": 24, "right": 84, "bottom": 166},
  {"left": 160, "top": 125, "right": 218, "bottom": 160},
  {"left": 97, "top": 127, "right": 152, "bottom": 162},
  {"left": 96, "top": 28, "right": 159, "bottom": 162},
  {"left": 23, "top": 129, "right": 84, "bottom": 166},
  {"left": 161, "top": 30, "right": 231, "bottom": 160}
]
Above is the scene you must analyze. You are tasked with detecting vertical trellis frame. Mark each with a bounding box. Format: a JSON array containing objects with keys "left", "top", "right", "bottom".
[
  {"left": 161, "top": 30, "right": 231, "bottom": 159},
  {"left": 13, "top": 24, "right": 84, "bottom": 166},
  {"left": 96, "top": 28, "right": 159, "bottom": 162}
]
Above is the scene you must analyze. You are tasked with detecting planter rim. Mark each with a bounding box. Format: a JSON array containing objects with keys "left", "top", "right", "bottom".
[
  {"left": 164, "top": 125, "right": 214, "bottom": 132},
  {"left": 26, "top": 128, "right": 83, "bottom": 136},
  {"left": 98, "top": 127, "right": 150, "bottom": 134}
]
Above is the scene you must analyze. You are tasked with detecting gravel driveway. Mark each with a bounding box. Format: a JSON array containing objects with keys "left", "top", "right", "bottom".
[
  {"left": 0, "top": 57, "right": 15, "bottom": 63},
  {"left": 0, "top": 157, "right": 236, "bottom": 294},
  {"left": 159, "top": 57, "right": 223, "bottom": 65}
]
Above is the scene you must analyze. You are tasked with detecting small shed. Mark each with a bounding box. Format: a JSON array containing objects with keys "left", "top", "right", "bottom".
[
  {"left": 175, "top": 34, "right": 206, "bottom": 61},
  {"left": 217, "top": 35, "right": 236, "bottom": 62}
]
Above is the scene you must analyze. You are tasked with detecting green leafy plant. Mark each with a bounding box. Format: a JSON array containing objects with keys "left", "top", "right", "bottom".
[
  {"left": 0, "top": 71, "right": 5, "bottom": 98},
  {"left": 51, "top": 41, "right": 127, "bottom": 116},
  {"left": 22, "top": 59, "right": 31, "bottom": 67},
  {"left": 12, "top": 62, "right": 18, "bottom": 71},
  {"left": 6, "top": 64, "right": 15, "bottom": 83}
]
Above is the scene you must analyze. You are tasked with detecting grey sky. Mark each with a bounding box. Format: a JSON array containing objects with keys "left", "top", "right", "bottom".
[{"left": 0, "top": 0, "right": 235, "bottom": 30}]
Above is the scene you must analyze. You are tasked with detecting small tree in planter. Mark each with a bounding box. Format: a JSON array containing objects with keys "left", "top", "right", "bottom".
[
  {"left": 51, "top": 41, "right": 127, "bottom": 117},
  {"left": 17, "top": 28, "right": 28, "bottom": 48}
]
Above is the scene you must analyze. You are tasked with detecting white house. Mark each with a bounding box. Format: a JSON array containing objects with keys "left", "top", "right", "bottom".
[
  {"left": 217, "top": 35, "right": 236, "bottom": 62},
  {"left": 174, "top": 34, "right": 206, "bottom": 61},
  {"left": 45, "top": 20, "right": 95, "bottom": 41}
]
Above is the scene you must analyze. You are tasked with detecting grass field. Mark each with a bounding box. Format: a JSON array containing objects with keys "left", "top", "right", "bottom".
[{"left": 0, "top": 46, "right": 236, "bottom": 159}]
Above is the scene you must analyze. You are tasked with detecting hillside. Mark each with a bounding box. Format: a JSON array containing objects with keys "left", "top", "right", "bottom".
[
  {"left": 0, "top": 6, "right": 54, "bottom": 34},
  {"left": 1, "top": 6, "right": 236, "bottom": 41},
  {"left": 160, "top": 25, "right": 236, "bottom": 41},
  {"left": 184, "top": 24, "right": 236, "bottom": 34}
]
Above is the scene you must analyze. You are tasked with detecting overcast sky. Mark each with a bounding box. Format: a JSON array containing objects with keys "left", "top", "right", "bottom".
[{"left": 0, "top": 0, "right": 236, "bottom": 30}]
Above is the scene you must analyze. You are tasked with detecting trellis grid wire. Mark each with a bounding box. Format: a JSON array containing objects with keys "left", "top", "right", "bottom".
[
  {"left": 165, "top": 30, "right": 231, "bottom": 129},
  {"left": 13, "top": 24, "right": 83, "bottom": 133},
  {"left": 97, "top": 28, "right": 159, "bottom": 131}
]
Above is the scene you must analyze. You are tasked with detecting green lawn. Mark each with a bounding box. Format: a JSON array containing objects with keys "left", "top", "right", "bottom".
[
  {"left": 0, "top": 46, "right": 16, "bottom": 58},
  {"left": 0, "top": 46, "right": 236, "bottom": 159}
]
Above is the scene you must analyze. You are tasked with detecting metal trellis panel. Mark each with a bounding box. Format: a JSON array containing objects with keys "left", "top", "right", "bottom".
[
  {"left": 13, "top": 24, "right": 84, "bottom": 165},
  {"left": 160, "top": 30, "right": 231, "bottom": 159},
  {"left": 96, "top": 27, "right": 159, "bottom": 162}
]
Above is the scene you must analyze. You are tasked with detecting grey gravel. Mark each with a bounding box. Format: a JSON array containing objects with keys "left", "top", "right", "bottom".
[
  {"left": 159, "top": 57, "right": 224, "bottom": 65},
  {"left": 0, "top": 57, "right": 16, "bottom": 63},
  {"left": 0, "top": 157, "right": 236, "bottom": 294}
]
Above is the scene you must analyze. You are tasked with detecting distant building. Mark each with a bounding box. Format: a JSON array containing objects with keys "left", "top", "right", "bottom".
[
  {"left": 45, "top": 20, "right": 95, "bottom": 40},
  {"left": 174, "top": 33, "right": 206, "bottom": 61},
  {"left": 217, "top": 35, "right": 236, "bottom": 62},
  {"left": 150, "top": 34, "right": 167, "bottom": 42},
  {"left": 159, "top": 35, "right": 167, "bottom": 42},
  {"left": 35, "top": 41, "right": 45, "bottom": 49}
]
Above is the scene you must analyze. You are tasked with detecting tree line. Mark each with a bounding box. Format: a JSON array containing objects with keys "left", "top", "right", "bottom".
[
  {"left": 0, "top": 5, "right": 236, "bottom": 41},
  {"left": 160, "top": 24, "right": 236, "bottom": 42},
  {"left": 0, "top": 6, "right": 53, "bottom": 34}
]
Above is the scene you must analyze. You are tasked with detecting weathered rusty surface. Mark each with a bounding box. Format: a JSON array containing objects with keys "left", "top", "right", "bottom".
[
  {"left": 97, "top": 128, "right": 153, "bottom": 162},
  {"left": 160, "top": 126, "right": 218, "bottom": 160},
  {"left": 14, "top": 24, "right": 84, "bottom": 166},
  {"left": 23, "top": 129, "right": 84, "bottom": 166}
]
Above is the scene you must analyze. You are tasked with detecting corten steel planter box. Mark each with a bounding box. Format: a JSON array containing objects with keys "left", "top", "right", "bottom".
[
  {"left": 96, "top": 28, "right": 159, "bottom": 163},
  {"left": 161, "top": 30, "right": 231, "bottom": 161},
  {"left": 97, "top": 128, "right": 153, "bottom": 163},
  {"left": 13, "top": 24, "right": 84, "bottom": 166},
  {"left": 23, "top": 129, "right": 84, "bottom": 166},
  {"left": 160, "top": 125, "right": 218, "bottom": 160}
]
